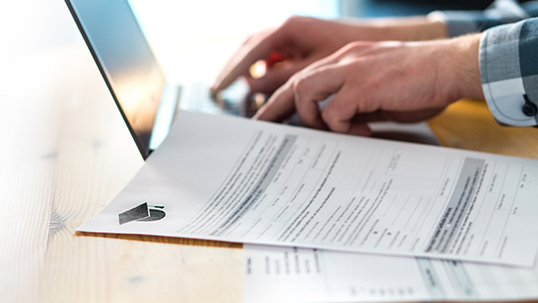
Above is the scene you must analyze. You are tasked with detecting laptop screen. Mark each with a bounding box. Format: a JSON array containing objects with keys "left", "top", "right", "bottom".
[{"left": 66, "top": 0, "right": 165, "bottom": 159}]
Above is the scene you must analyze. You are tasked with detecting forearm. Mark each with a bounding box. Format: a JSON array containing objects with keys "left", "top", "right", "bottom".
[
  {"left": 339, "top": 16, "right": 449, "bottom": 42},
  {"left": 342, "top": 0, "right": 532, "bottom": 43}
]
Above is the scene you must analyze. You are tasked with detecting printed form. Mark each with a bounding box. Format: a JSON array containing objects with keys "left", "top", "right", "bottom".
[
  {"left": 78, "top": 112, "right": 538, "bottom": 266},
  {"left": 243, "top": 244, "right": 538, "bottom": 303}
]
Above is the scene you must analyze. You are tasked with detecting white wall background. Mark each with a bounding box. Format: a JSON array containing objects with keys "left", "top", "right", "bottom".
[{"left": 128, "top": 0, "right": 339, "bottom": 82}]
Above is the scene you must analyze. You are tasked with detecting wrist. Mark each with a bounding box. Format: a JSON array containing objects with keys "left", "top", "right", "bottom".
[
  {"left": 445, "top": 34, "right": 485, "bottom": 101},
  {"left": 369, "top": 17, "right": 448, "bottom": 41},
  {"left": 340, "top": 17, "right": 448, "bottom": 42}
]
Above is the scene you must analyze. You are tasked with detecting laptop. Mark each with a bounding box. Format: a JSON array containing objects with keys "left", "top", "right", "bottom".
[
  {"left": 65, "top": 0, "right": 440, "bottom": 161},
  {"left": 65, "top": 0, "right": 252, "bottom": 160}
]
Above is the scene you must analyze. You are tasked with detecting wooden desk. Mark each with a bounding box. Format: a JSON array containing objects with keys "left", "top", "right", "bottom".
[
  {"left": 1, "top": 42, "right": 244, "bottom": 302},
  {"left": 3, "top": 47, "right": 538, "bottom": 303},
  {"left": 2, "top": 2, "right": 538, "bottom": 303},
  {"left": 429, "top": 99, "right": 538, "bottom": 159}
]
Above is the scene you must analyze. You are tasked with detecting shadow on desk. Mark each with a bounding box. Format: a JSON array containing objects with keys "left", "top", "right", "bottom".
[{"left": 75, "top": 231, "right": 242, "bottom": 248}]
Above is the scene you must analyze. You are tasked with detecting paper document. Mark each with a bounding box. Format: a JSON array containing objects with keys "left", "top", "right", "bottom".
[
  {"left": 243, "top": 244, "right": 538, "bottom": 302},
  {"left": 78, "top": 112, "right": 538, "bottom": 266}
]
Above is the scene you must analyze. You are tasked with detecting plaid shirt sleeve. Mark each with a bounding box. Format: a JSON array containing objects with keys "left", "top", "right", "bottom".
[
  {"left": 480, "top": 17, "right": 538, "bottom": 126},
  {"left": 428, "top": 0, "right": 531, "bottom": 37},
  {"left": 428, "top": 1, "right": 538, "bottom": 126}
]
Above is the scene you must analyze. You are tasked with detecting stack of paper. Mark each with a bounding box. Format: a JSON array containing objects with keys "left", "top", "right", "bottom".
[{"left": 78, "top": 112, "right": 538, "bottom": 302}]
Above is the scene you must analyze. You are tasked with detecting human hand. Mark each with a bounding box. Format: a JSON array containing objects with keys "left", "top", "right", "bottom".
[
  {"left": 210, "top": 16, "right": 447, "bottom": 97},
  {"left": 253, "top": 34, "right": 484, "bottom": 136}
]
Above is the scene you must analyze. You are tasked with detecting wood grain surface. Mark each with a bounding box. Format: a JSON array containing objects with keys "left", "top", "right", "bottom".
[
  {"left": 1, "top": 1, "right": 537, "bottom": 303},
  {"left": 429, "top": 99, "right": 538, "bottom": 159}
]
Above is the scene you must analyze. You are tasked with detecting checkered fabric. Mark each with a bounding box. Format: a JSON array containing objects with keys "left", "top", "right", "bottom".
[
  {"left": 480, "top": 18, "right": 538, "bottom": 126},
  {"left": 430, "top": 0, "right": 538, "bottom": 126}
]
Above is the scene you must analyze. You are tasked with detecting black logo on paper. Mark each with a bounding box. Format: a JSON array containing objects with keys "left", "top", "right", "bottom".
[{"left": 118, "top": 202, "right": 166, "bottom": 225}]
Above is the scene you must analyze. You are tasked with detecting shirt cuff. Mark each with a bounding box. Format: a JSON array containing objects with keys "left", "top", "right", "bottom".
[{"left": 479, "top": 19, "right": 538, "bottom": 127}]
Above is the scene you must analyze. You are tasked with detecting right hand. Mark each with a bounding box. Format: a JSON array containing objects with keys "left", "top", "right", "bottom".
[{"left": 254, "top": 34, "right": 484, "bottom": 136}]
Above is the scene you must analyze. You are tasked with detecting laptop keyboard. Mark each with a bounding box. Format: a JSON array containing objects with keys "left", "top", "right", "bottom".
[{"left": 179, "top": 81, "right": 245, "bottom": 116}]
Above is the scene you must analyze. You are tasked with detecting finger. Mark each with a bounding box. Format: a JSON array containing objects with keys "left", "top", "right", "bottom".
[
  {"left": 246, "top": 59, "right": 312, "bottom": 94},
  {"left": 253, "top": 83, "right": 296, "bottom": 122},
  {"left": 293, "top": 64, "right": 346, "bottom": 130},
  {"left": 320, "top": 86, "right": 364, "bottom": 133},
  {"left": 265, "top": 51, "right": 286, "bottom": 69},
  {"left": 211, "top": 28, "right": 276, "bottom": 95}
]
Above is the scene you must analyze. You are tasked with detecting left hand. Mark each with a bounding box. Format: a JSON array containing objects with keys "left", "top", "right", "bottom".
[{"left": 210, "top": 16, "right": 448, "bottom": 97}]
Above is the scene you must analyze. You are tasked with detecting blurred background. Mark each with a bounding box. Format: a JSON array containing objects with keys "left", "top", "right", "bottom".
[
  {"left": 125, "top": 0, "right": 494, "bottom": 83},
  {"left": 0, "top": 0, "right": 502, "bottom": 88}
]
